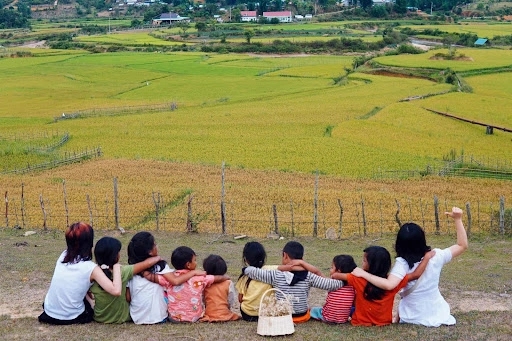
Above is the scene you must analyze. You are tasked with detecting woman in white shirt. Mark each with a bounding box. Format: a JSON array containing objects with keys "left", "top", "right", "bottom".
[
  {"left": 351, "top": 207, "right": 468, "bottom": 327},
  {"left": 38, "top": 222, "right": 122, "bottom": 325}
]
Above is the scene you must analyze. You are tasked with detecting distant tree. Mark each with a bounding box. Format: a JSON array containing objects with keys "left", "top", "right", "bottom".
[
  {"left": 244, "top": 29, "right": 255, "bottom": 43},
  {"left": 231, "top": 8, "right": 241, "bottom": 22},
  {"left": 360, "top": 0, "right": 373, "bottom": 10},
  {"left": 177, "top": 21, "right": 191, "bottom": 35},
  {"left": 270, "top": 17, "right": 280, "bottom": 24},
  {"left": 195, "top": 22, "right": 207, "bottom": 32},
  {"left": 0, "top": 9, "right": 30, "bottom": 29},
  {"left": 131, "top": 19, "right": 142, "bottom": 28},
  {"left": 394, "top": 0, "right": 407, "bottom": 14}
]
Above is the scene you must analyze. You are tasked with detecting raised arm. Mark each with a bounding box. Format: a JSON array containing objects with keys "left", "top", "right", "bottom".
[
  {"left": 446, "top": 207, "right": 468, "bottom": 258},
  {"left": 331, "top": 272, "right": 348, "bottom": 281},
  {"left": 350, "top": 267, "right": 402, "bottom": 291},
  {"left": 132, "top": 256, "right": 162, "bottom": 275},
  {"left": 213, "top": 275, "right": 229, "bottom": 283},
  {"left": 91, "top": 263, "right": 122, "bottom": 296},
  {"left": 407, "top": 250, "right": 435, "bottom": 281}
]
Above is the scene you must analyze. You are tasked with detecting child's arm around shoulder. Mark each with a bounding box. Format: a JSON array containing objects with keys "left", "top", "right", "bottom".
[
  {"left": 162, "top": 269, "right": 207, "bottom": 286},
  {"left": 91, "top": 264, "right": 122, "bottom": 296},
  {"left": 131, "top": 256, "right": 161, "bottom": 275},
  {"left": 407, "top": 250, "right": 435, "bottom": 281},
  {"left": 212, "top": 275, "right": 229, "bottom": 283},
  {"left": 350, "top": 267, "right": 402, "bottom": 291},
  {"left": 244, "top": 266, "right": 275, "bottom": 285},
  {"left": 279, "top": 260, "right": 324, "bottom": 277}
]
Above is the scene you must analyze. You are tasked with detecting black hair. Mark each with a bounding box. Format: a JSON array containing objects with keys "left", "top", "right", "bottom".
[
  {"left": 94, "top": 237, "right": 122, "bottom": 281},
  {"left": 332, "top": 254, "right": 357, "bottom": 273},
  {"left": 171, "top": 246, "right": 196, "bottom": 270},
  {"left": 239, "top": 241, "right": 267, "bottom": 289},
  {"left": 63, "top": 222, "right": 94, "bottom": 264},
  {"left": 395, "top": 223, "right": 431, "bottom": 269},
  {"left": 203, "top": 254, "right": 227, "bottom": 276},
  {"left": 363, "top": 246, "right": 391, "bottom": 301},
  {"left": 127, "top": 231, "right": 166, "bottom": 274},
  {"left": 282, "top": 241, "right": 304, "bottom": 260}
]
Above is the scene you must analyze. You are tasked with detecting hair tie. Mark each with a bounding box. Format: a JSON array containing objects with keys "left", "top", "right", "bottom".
[{"left": 100, "top": 264, "right": 109, "bottom": 270}]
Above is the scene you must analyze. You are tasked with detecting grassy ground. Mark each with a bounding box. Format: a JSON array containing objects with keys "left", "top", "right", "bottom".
[{"left": 1, "top": 228, "right": 512, "bottom": 340}]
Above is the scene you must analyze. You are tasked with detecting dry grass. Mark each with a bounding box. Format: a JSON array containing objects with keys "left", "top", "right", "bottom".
[{"left": 1, "top": 227, "right": 512, "bottom": 340}]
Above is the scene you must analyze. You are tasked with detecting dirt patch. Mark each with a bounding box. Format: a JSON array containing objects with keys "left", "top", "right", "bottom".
[
  {"left": 20, "top": 41, "right": 47, "bottom": 48},
  {"left": 429, "top": 55, "right": 474, "bottom": 61}
]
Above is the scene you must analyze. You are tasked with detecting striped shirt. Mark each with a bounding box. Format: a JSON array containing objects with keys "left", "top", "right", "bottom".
[
  {"left": 322, "top": 285, "right": 355, "bottom": 323},
  {"left": 244, "top": 266, "right": 344, "bottom": 315}
]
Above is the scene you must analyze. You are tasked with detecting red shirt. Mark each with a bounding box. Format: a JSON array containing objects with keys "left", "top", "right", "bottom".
[{"left": 347, "top": 274, "right": 408, "bottom": 326}]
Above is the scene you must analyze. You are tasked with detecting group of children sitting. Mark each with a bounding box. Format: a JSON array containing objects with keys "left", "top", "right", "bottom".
[{"left": 39, "top": 207, "right": 466, "bottom": 327}]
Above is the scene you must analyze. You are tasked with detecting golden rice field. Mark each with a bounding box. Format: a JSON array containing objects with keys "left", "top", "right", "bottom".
[
  {"left": 75, "top": 31, "right": 190, "bottom": 46},
  {"left": 0, "top": 159, "right": 510, "bottom": 236},
  {"left": 1, "top": 46, "right": 511, "bottom": 235},
  {"left": 400, "top": 23, "right": 512, "bottom": 38},
  {"left": 374, "top": 48, "right": 512, "bottom": 71}
]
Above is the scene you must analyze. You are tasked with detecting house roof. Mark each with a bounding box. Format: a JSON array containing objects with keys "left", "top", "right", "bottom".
[
  {"left": 474, "top": 38, "right": 488, "bottom": 45},
  {"left": 263, "top": 11, "right": 292, "bottom": 17},
  {"left": 157, "top": 12, "right": 181, "bottom": 20},
  {"left": 240, "top": 11, "right": 257, "bottom": 17}
]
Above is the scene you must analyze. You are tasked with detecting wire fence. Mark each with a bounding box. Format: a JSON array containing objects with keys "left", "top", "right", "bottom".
[
  {"left": 0, "top": 147, "right": 102, "bottom": 175},
  {"left": 3, "top": 185, "right": 511, "bottom": 239}
]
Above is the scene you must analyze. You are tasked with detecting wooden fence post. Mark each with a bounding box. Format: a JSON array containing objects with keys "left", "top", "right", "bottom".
[
  {"left": 153, "top": 192, "right": 161, "bottom": 231},
  {"left": 434, "top": 196, "right": 440, "bottom": 235},
  {"left": 63, "top": 180, "right": 69, "bottom": 227},
  {"left": 313, "top": 170, "right": 318, "bottom": 237},
  {"left": 379, "top": 199, "right": 383, "bottom": 236},
  {"left": 113, "top": 177, "right": 121, "bottom": 232},
  {"left": 86, "top": 194, "right": 93, "bottom": 228},
  {"left": 361, "top": 195, "right": 367, "bottom": 237},
  {"left": 337, "top": 199, "right": 343, "bottom": 239},
  {"left": 221, "top": 162, "right": 226, "bottom": 234},
  {"left": 499, "top": 196, "right": 505, "bottom": 235},
  {"left": 40, "top": 194, "right": 47, "bottom": 230},
  {"left": 21, "top": 183, "right": 26, "bottom": 229},
  {"left": 290, "top": 200, "right": 295, "bottom": 237},
  {"left": 465, "top": 202, "right": 472, "bottom": 238},
  {"left": 395, "top": 199, "right": 401, "bottom": 229},
  {"left": 4, "top": 191, "right": 8, "bottom": 228},
  {"left": 187, "top": 194, "right": 194, "bottom": 233},
  {"left": 272, "top": 204, "right": 278, "bottom": 235}
]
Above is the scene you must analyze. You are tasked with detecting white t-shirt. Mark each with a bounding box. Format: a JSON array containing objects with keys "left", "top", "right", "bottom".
[
  {"left": 390, "top": 247, "right": 455, "bottom": 327},
  {"left": 128, "top": 264, "right": 173, "bottom": 324},
  {"left": 43, "top": 251, "right": 97, "bottom": 320}
]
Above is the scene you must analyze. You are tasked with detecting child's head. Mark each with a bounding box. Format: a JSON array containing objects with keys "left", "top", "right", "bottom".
[
  {"left": 203, "top": 254, "right": 227, "bottom": 276},
  {"left": 127, "top": 231, "right": 157, "bottom": 265},
  {"left": 171, "top": 246, "right": 197, "bottom": 270},
  {"left": 282, "top": 241, "right": 304, "bottom": 264},
  {"left": 242, "top": 241, "right": 267, "bottom": 268},
  {"left": 94, "top": 237, "right": 122, "bottom": 279},
  {"left": 63, "top": 222, "right": 94, "bottom": 264},
  {"left": 362, "top": 246, "right": 391, "bottom": 301},
  {"left": 395, "top": 223, "right": 431, "bottom": 269},
  {"left": 330, "top": 255, "right": 357, "bottom": 276}
]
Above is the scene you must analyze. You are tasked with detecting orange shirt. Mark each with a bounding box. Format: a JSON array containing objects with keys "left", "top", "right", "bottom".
[{"left": 347, "top": 274, "right": 408, "bottom": 326}]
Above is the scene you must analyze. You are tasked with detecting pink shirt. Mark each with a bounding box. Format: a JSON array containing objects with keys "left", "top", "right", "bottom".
[{"left": 159, "top": 270, "right": 214, "bottom": 322}]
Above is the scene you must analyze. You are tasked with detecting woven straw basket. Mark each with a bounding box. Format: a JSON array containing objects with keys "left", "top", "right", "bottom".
[{"left": 257, "top": 288, "right": 295, "bottom": 336}]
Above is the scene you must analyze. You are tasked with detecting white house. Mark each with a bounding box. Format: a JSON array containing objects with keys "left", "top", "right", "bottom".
[
  {"left": 152, "top": 12, "right": 189, "bottom": 25},
  {"left": 240, "top": 10, "right": 257, "bottom": 22},
  {"left": 263, "top": 11, "right": 293, "bottom": 23}
]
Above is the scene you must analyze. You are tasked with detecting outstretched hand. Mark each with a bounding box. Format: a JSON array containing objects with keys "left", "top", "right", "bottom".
[{"left": 445, "top": 207, "right": 463, "bottom": 220}]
